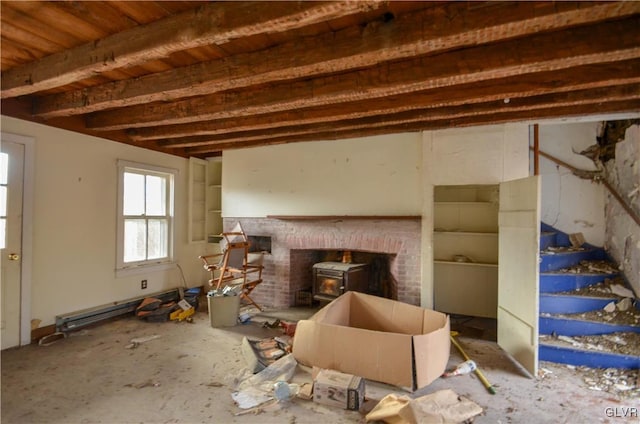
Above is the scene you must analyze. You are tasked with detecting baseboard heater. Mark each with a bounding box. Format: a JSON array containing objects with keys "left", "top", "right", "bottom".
[{"left": 55, "top": 289, "right": 180, "bottom": 333}]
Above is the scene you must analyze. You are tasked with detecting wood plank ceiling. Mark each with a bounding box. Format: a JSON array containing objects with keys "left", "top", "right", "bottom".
[{"left": 1, "top": 1, "right": 639, "bottom": 158}]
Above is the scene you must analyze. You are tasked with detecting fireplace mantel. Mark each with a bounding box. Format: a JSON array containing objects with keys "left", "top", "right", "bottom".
[{"left": 267, "top": 215, "right": 421, "bottom": 220}]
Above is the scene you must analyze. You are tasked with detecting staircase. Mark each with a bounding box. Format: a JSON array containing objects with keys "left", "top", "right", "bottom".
[{"left": 538, "top": 223, "right": 640, "bottom": 369}]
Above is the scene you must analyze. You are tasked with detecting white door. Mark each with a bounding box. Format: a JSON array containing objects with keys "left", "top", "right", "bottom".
[
  {"left": 498, "top": 175, "right": 540, "bottom": 376},
  {"left": 1, "top": 140, "right": 25, "bottom": 349}
]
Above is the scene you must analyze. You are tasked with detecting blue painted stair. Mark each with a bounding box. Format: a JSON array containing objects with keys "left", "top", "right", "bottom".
[{"left": 538, "top": 223, "right": 640, "bottom": 369}]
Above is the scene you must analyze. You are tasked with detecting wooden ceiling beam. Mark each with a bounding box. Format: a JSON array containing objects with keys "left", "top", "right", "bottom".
[
  {"left": 1, "top": 1, "right": 382, "bottom": 98},
  {"left": 183, "top": 99, "right": 640, "bottom": 155},
  {"left": 85, "top": 18, "right": 640, "bottom": 131},
  {"left": 31, "top": 1, "right": 640, "bottom": 118},
  {"left": 163, "top": 84, "right": 640, "bottom": 149},
  {"left": 130, "top": 60, "right": 640, "bottom": 141}
]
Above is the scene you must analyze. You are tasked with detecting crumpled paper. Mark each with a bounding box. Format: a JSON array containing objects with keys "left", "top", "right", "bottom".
[{"left": 366, "top": 389, "right": 483, "bottom": 424}]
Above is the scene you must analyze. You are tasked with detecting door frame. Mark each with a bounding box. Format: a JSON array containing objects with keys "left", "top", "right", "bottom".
[{"left": 2, "top": 132, "right": 35, "bottom": 346}]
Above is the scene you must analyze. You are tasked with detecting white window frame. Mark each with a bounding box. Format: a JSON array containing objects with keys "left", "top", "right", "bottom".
[{"left": 116, "top": 160, "right": 176, "bottom": 276}]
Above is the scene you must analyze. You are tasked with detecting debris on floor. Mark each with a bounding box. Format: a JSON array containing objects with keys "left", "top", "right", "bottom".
[
  {"left": 232, "top": 352, "right": 298, "bottom": 409},
  {"left": 241, "top": 336, "right": 292, "bottom": 373},
  {"left": 365, "top": 390, "right": 483, "bottom": 424},
  {"left": 124, "top": 334, "right": 161, "bottom": 349}
]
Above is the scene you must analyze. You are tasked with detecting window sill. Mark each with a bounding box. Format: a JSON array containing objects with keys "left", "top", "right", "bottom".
[{"left": 116, "top": 261, "right": 176, "bottom": 278}]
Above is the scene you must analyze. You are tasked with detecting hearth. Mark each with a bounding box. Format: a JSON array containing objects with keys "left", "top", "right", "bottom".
[{"left": 312, "top": 261, "right": 369, "bottom": 302}]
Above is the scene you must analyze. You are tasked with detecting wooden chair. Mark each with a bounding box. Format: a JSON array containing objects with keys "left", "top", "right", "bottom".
[{"left": 199, "top": 227, "right": 264, "bottom": 311}]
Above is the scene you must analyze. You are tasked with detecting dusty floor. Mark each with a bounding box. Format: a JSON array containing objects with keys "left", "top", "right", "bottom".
[{"left": 1, "top": 305, "right": 638, "bottom": 424}]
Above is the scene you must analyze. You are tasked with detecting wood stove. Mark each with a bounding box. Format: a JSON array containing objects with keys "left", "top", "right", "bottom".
[{"left": 312, "top": 262, "right": 369, "bottom": 302}]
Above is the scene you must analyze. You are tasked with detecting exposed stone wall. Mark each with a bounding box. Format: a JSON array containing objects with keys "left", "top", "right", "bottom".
[
  {"left": 224, "top": 217, "right": 422, "bottom": 308},
  {"left": 604, "top": 124, "right": 640, "bottom": 296}
]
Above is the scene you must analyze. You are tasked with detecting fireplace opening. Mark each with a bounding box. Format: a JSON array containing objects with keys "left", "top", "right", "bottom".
[{"left": 290, "top": 249, "right": 397, "bottom": 306}]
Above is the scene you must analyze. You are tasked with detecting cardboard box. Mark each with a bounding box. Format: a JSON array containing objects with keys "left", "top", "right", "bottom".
[
  {"left": 292, "top": 292, "right": 450, "bottom": 391},
  {"left": 313, "top": 369, "right": 365, "bottom": 411}
]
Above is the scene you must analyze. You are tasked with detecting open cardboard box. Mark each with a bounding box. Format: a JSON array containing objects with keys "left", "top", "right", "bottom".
[{"left": 292, "top": 291, "right": 450, "bottom": 391}]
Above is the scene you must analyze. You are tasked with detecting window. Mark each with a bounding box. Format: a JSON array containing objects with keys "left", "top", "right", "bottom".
[{"left": 117, "top": 160, "right": 175, "bottom": 273}]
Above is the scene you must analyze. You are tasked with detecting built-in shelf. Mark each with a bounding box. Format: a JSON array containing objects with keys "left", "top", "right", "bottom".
[
  {"left": 434, "top": 260, "right": 498, "bottom": 267},
  {"left": 189, "top": 157, "right": 223, "bottom": 244},
  {"left": 433, "top": 184, "right": 499, "bottom": 319}
]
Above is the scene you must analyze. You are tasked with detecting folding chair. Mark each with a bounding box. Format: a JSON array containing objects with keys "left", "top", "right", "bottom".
[{"left": 199, "top": 224, "right": 265, "bottom": 311}]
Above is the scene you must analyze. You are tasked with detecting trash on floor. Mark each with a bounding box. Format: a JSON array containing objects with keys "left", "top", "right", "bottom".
[
  {"left": 169, "top": 299, "right": 195, "bottom": 322},
  {"left": 232, "top": 352, "right": 298, "bottom": 409},
  {"left": 125, "top": 334, "right": 161, "bottom": 349},
  {"left": 365, "top": 390, "right": 483, "bottom": 424},
  {"left": 241, "top": 336, "right": 292, "bottom": 373},
  {"left": 135, "top": 297, "right": 179, "bottom": 322},
  {"left": 442, "top": 360, "right": 477, "bottom": 377},
  {"left": 313, "top": 368, "right": 365, "bottom": 411},
  {"left": 38, "top": 332, "right": 67, "bottom": 346}
]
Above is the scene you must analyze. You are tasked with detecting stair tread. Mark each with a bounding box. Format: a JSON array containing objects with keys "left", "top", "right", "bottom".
[
  {"left": 540, "top": 307, "right": 640, "bottom": 329},
  {"left": 539, "top": 332, "right": 640, "bottom": 358},
  {"left": 540, "top": 259, "right": 618, "bottom": 274},
  {"left": 550, "top": 277, "right": 629, "bottom": 298}
]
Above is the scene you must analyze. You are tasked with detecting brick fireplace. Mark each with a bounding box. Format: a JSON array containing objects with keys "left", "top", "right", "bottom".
[{"left": 224, "top": 217, "right": 422, "bottom": 308}]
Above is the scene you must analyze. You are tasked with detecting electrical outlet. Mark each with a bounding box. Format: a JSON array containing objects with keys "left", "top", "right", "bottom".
[{"left": 141, "top": 279, "right": 147, "bottom": 289}]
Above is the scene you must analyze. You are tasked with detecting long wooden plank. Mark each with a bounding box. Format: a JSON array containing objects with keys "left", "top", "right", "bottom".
[
  {"left": 85, "top": 18, "right": 640, "bottom": 130},
  {"left": 129, "top": 60, "right": 640, "bottom": 141},
  {"left": 182, "top": 100, "right": 640, "bottom": 154},
  {"left": 32, "top": 1, "right": 640, "bottom": 118},
  {"left": 160, "top": 84, "right": 640, "bottom": 148},
  {"left": 1, "top": 1, "right": 382, "bottom": 98}
]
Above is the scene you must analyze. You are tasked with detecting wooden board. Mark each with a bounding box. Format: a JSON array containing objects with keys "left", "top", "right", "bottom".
[{"left": 498, "top": 175, "right": 540, "bottom": 376}]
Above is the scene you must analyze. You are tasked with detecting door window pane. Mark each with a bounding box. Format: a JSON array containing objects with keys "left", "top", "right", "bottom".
[
  {"left": 0, "top": 153, "right": 7, "bottom": 185},
  {"left": 0, "top": 218, "right": 5, "bottom": 249},
  {"left": 0, "top": 186, "right": 6, "bottom": 216}
]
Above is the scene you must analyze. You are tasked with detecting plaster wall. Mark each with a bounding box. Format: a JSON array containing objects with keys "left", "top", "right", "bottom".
[
  {"left": 538, "top": 122, "right": 605, "bottom": 246},
  {"left": 1, "top": 116, "right": 206, "bottom": 329},
  {"left": 221, "top": 133, "right": 422, "bottom": 217},
  {"left": 604, "top": 125, "right": 640, "bottom": 296},
  {"left": 420, "top": 124, "right": 530, "bottom": 308}
]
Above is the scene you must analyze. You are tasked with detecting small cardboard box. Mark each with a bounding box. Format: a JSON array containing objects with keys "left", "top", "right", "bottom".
[
  {"left": 313, "top": 369, "right": 365, "bottom": 411},
  {"left": 292, "top": 292, "right": 450, "bottom": 391}
]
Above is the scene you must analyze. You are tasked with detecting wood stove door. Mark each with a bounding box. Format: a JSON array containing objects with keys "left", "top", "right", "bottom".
[{"left": 313, "top": 269, "right": 344, "bottom": 301}]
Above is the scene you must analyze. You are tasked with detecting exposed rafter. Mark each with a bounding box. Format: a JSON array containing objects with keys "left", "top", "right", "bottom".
[{"left": 1, "top": 1, "right": 639, "bottom": 157}]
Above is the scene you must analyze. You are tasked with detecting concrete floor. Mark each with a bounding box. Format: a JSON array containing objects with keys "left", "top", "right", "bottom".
[{"left": 1, "top": 305, "right": 636, "bottom": 424}]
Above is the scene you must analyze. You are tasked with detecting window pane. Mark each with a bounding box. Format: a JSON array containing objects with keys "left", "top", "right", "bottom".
[
  {"left": 0, "top": 186, "right": 6, "bottom": 216},
  {"left": 147, "top": 219, "right": 168, "bottom": 259},
  {"left": 124, "top": 219, "right": 146, "bottom": 262},
  {"left": 0, "top": 153, "right": 7, "bottom": 185},
  {"left": 0, "top": 218, "right": 5, "bottom": 249},
  {"left": 123, "top": 172, "right": 145, "bottom": 215},
  {"left": 145, "top": 175, "right": 166, "bottom": 216}
]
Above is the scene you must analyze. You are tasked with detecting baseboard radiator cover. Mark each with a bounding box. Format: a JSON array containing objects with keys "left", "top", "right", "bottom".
[{"left": 55, "top": 289, "right": 180, "bottom": 333}]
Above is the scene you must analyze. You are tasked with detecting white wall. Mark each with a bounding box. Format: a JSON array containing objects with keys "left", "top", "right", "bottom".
[
  {"left": 222, "top": 133, "right": 423, "bottom": 217},
  {"left": 421, "top": 124, "right": 531, "bottom": 307},
  {"left": 538, "top": 122, "right": 605, "bottom": 246},
  {"left": 1, "top": 116, "right": 208, "bottom": 328}
]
